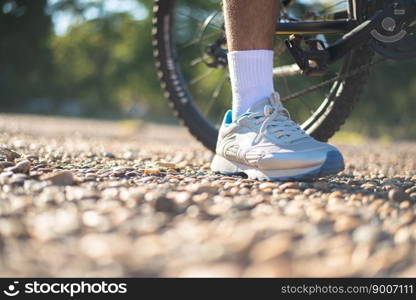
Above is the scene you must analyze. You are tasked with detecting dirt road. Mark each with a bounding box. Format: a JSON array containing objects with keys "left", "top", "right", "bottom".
[{"left": 0, "top": 114, "right": 415, "bottom": 277}]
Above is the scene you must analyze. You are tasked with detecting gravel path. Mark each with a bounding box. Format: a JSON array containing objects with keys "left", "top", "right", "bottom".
[{"left": 0, "top": 114, "right": 415, "bottom": 277}]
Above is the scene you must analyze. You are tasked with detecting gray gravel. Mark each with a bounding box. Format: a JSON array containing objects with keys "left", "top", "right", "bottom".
[{"left": 0, "top": 114, "right": 415, "bottom": 277}]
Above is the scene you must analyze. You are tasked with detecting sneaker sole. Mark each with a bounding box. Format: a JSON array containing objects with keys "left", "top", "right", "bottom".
[{"left": 211, "top": 150, "right": 345, "bottom": 181}]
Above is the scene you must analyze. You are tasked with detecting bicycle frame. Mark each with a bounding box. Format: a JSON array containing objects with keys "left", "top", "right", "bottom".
[
  {"left": 276, "top": 0, "right": 357, "bottom": 34},
  {"left": 276, "top": 20, "right": 356, "bottom": 35},
  {"left": 277, "top": 0, "right": 415, "bottom": 68},
  {"left": 206, "top": 0, "right": 414, "bottom": 74},
  {"left": 272, "top": 0, "right": 366, "bottom": 69}
]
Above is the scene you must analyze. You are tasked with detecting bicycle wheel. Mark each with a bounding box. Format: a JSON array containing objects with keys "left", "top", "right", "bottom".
[{"left": 152, "top": 0, "right": 375, "bottom": 152}]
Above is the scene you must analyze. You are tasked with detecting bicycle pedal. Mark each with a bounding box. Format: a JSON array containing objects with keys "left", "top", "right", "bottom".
[{"left": 285, "top": 34, "right": 329, "bottom": 76}]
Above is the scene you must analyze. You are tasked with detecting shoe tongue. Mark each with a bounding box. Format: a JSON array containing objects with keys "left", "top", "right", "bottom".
[{"left": 245, "top": 92, "right": 283, "bottom": 115}]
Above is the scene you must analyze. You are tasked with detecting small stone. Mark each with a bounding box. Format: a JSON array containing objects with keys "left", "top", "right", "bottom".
[
  {"left": 155, "top": 196, "right": 177, "bottom": 213},
  {"left": 10, "top": 174, "right": 28, "bottom": 184},
  {"left": 0, "top": 161, "right": 14, "bottom": 169},
  {"left": 104, "top": 152, "right": 116, "bottom": 158},
  {"left": 334, "top": 216, "right": 360, "bottom": 232},
  {"left": 304, "top": 188, "right": 317, "bottom": 196},
  {"left": 123, "top": 151, "right": 137, "bottom": 160},
  {"left": 82, "top": 211, "right": 103, "bottom": 227},
  {"left": 173, "top": 192, "right": 191, "bottom": 204},
  {"left": 285, "top": 189, "right": 300, "bottom": 195},
  {"left": 193, "top": 184, "right": 218, "bottom": 194},
  {"left": 157, "top": 161, "right": 177, "bottom": 169},
  {"left": 361, "top": 183, "right": 376, "bottom": 189},
  {"left": 313, "top": 182, "right": 328, "bottom": 190},
  {"left": 144, "top": 168, "right": 161, "bottom": 175},
  {"left": 395, "top": 228, "right": 411, "bottom": 244},
  {"left": 400, "top": 201, "right": 411, "bottom": 209},
  {"left": 280, "top": 182, "right": 299, "bottom": 190},
  {"left": 24, "top": 155, "right": 38, "bottom": 161},
  {"left": 126, "top": 171, "right": 140, "bottom": 177},
  {"left": 388, "top": 189, "right": 410, "bottom": 202},
  {"left": 0, "top": 147, "right": 20, "bottom": 161},
  {"left": 7, "top": 160, "right": 31, "bottom": 174},
  {"left": 0, "top": 172, "right": 12, "bottom": 184},
  {"left": 329, "top": 191, "right": 343, "bottom": 198},
  {"left": 405, "top": 186, "right": 416, "bottom": 194},
  {"left": 353, "top": 225, "right": 381, "bottom": 243},
  {"left": 111, "top": 167, "right": 127, "bottom": 177},
  {"left": 398, "top": 211, "right": 414, "bottom": 226},
  {"left": 259, "top": 182, "right": 277, "bottom": 190},
  {"left": 249, "top": 234, "right": 292, "bottom": 262},
  {"left": 41, "top": 171, "right": 74, "bottom": 186},
  {"left": 298, "top": 182, "right": 311, "bottom": 189}
]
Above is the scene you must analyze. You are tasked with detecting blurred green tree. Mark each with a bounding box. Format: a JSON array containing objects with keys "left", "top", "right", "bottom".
[
  {"left": 50, "top": 11, "right": 162, "bottom": 117},
  {"left": 0, "top": 0, "right": 52, "bottom": 108}
]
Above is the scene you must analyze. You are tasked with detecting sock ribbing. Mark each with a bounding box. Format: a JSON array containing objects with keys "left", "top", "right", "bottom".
[{"left": 227, "top": 50, "right": 275, "bottom": 120}]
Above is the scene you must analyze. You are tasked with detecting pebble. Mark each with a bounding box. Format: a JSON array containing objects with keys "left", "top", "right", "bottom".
[
  {"left": 249, "top": 234, "right": 292, "bottom": 262},
  {"left": 0, "top": 116, "right": 414, "bottom": 277},
  {"left": 123, "top": 151, "right": 137, "bottom": 160},
  {"left": 361, "top": 183, "right": 376, "bottom": 189},
  {"left": 192, "top": 184, "right": 218, "bottom": 194},
  {"left": 388, "top": 189, "right": 410, "bottom": 202},
  {"left": 353, "top": 225, "right": 381, "bottom": 243},
  {"left": 334, "top": 216, "right": 360, "bottom": 232},
  {"left": 259, "top": 182, "right": 277, "bottom": 190},
  {"left": 10, "top": 174, "right": 28, "bottom": 184},
  {"left": 0, "top": 161, "right": 14, "bottom": 169},
  {"left": 154, "top": 196, "right": 177, "bottom": 213},
  {"left": 285, "top": 188, "right": 301, "bottom": 195},
  {"left": 41, "top": 171, "right": 74, "bottom": 186},
  {"left": 6, "top": 160, "right": 31, "bottom": 174},
  {"left": 279, "top": 182, "right": 299, "bottom": 190},
  {"left": 313, "top": 182, "right": 328, "bottom": 190},
  {"left": 104, "top": 152, "right": 116, "bottom": 158},
  {"left": 143, "top": 168, "right": 161, "bottom": 175},
  {"left": 0, "top": 147, "right": 20, "bottom": 161},
  {"left": 405, "top": 186, "right": 416, "bottom": 194},
  {"left": 157, "top": 161, "right": 177, "bottom": 169},
  {"left": 329, "top": 191, "right": 343, "bottom": 199}
]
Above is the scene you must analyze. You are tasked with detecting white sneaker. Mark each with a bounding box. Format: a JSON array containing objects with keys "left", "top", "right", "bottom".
[{"left": 211, "top": 92, "right": 344, "bottom": 181}]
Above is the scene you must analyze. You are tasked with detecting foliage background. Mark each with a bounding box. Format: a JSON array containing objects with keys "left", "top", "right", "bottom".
[{"left": 0, "top": 0, "right": 415, "bottom": 139}]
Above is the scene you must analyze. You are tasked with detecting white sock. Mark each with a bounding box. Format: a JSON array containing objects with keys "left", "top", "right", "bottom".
[{"left": 227, "top": 50, "right": 275, "bottom": 121}]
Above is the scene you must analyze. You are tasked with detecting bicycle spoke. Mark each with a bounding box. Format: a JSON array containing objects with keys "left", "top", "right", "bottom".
[
  {"left": 281, "top": 76, "right": 315, "bottom": 114},
  {"left": 282, "top": 75, "right": 339, "bottom": 103},
  {"left": 189, "top": 57, "right": 204, "bottom": 67},
  {"left": 204, "top": 72, "right": 228, "bottom": 116},
  {"left": 179, "top": 30, "right": 222, "bottom": 50},
  {"left": 176, "top": 11, "right": 222, "bottom": 30},
  {"left": 190, "top": 68, "right": 215, "bottom": 85},
  {"left": 273, "top": 64, "right": 302, "bottom": 77}
]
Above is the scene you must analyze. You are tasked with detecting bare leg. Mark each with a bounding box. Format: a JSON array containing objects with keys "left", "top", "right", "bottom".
[
  {"left": 223, "top": 0, "right": 280, "bottom": 119},
  {"left": 223, "top": 0, "right": 279, "bottom": 51}
]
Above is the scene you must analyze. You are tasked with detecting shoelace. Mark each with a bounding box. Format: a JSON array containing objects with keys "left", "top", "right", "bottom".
[{"left": 248, "top": 95, "right": 307, "bottom": 144}]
